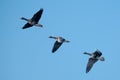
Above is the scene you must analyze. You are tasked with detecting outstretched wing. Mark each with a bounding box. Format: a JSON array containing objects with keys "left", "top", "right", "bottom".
[
  {"left": 52, "top": 41, "right": 63, "bottom": 53},
  {"left": 86, "top": 58, "right": 98, "bottom": 73},
  {"left": 31, "top": 8, "right": 43, "bottom": 23},
  {"left": 22, "top": 23, "right": 32, "bottom": 29}
]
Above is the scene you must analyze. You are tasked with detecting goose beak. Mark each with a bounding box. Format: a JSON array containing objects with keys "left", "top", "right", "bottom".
[
  {"left": 21, "top": 17, "right": 25, "bottom": 20},
  {"left": 49, "top": 36, "right": 53, "bottom": 38},
  {"left": 66, "top": 40, "right": 70, "bottom": 42},
  {"left": 83, "top": 52, "right": 87, "bottom": 54}
]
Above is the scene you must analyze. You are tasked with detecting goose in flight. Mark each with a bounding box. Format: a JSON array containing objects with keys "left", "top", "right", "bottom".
[
  {"left": 83, "top": 49, "right": 105, "bottom": 73},
  {"left": 21, "top": 8, "right": 43, "bottom": 29},
  {"left": 49, "top": 36, "right": 70, "bottom": 53}
]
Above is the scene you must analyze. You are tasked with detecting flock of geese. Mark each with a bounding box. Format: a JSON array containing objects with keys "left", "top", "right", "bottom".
[{"left": 21, "top": 8, "right": 105, "bottom": 73}]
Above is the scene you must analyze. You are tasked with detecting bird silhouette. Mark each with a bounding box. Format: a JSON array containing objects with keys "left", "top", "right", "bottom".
[
  {"left": 49, "top": 36, "right": 70, "bottom": 53},
  {"left": 21, "top": 8, "right": 43, "bottom": 29},
  {"left": 83, "top": 49, "right": 105, "bottom": 73}
]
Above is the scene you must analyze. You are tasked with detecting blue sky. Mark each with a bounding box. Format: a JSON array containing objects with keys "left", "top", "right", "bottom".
[{"left": 1, "top": 0, "right": 120, "bottom": 80}]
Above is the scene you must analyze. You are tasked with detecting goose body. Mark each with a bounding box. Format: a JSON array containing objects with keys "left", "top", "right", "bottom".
[
  {"left": 49, "top": 36, "right": 70, "bottom": 53},
  {"left": 83, "top": 49, "right": 105, "bottom": 73},
  {"left": 21, "top": 8, "right": 43, "bottom": 29}
]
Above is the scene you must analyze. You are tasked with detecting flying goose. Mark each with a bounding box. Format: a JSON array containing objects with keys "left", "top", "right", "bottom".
[
  {"left": 21, "top": 8, "right": 43, "bottom": 29},
  {"left": 83, "top": 49, "right": 105, "bottom": 73},
  {"left": 49, "top": 36, "right": 70, "bottom": 53}
]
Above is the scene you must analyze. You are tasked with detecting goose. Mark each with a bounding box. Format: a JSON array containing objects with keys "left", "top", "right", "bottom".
[
  {"left": 83, "top": 49, "right": 105, "bottom": 73},
  {"left": 49, "top": 36, "right": 70, "bottom": 53},
  {"left": 21, "top": 8, "right": 43, "bottom": 29}
]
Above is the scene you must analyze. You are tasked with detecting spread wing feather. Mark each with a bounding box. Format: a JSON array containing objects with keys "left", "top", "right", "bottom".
[
  {"left": 31, "top": 9, "right": 43, "bottom": 23},
  {"left": 86, "top": 58, "right": 98, "bottom": 73},
  {"left": 52, "top": 41, "right": 63, "bottom": 53},
  {"left": 22, "top": 23, "right": 32, "bottom": 29}
]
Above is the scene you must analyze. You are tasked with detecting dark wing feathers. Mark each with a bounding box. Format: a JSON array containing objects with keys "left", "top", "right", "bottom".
[
  {"left": 52, "top": 41, "right": 63, "bottom": 53},
  {"left": 22, "top": 23, "right": 32, "bottom": 29},
  {"left": 86, "top": 58, "right": 98, "bottom": 73},
  {"left": 31, "top": 8, "right": 43, "bottom": 23}
]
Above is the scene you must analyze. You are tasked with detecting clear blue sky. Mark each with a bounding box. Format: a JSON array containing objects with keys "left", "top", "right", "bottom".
[{"left": 1, "top": 0, "right": 120, "bottom": 80}]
